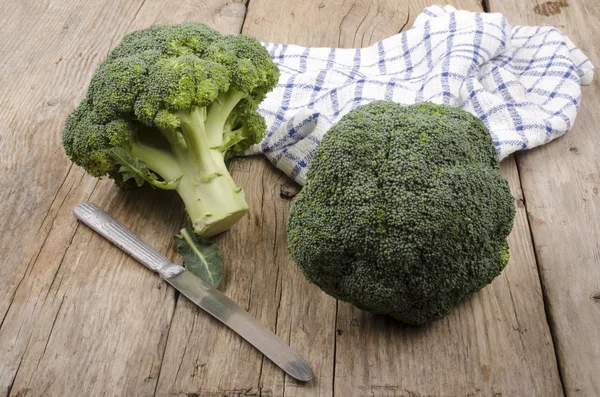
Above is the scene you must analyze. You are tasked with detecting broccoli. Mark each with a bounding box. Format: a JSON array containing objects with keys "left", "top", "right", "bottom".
[
  {"left": 287, "top": 101, "right": 515, "bottom": 325},
  {"left": 63, "top": 23, "right": 279, "bottom": 236}
]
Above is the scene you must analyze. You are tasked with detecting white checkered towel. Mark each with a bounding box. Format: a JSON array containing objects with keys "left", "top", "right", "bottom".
[{"left": 246, "top": 5, "right": 594, "bottom": 185}]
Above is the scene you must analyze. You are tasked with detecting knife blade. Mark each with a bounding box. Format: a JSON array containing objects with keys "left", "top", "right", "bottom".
[{"left": 73, "top": 202, "right": 312, "bottom": 382}]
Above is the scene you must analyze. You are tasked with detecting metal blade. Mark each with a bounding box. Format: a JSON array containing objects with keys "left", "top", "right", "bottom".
[
  {"left": 166, "top": 270, "right": 313, "bottom": 382},
  {"left": 72, "top": 203, "right": 312, "bottom": 381}
]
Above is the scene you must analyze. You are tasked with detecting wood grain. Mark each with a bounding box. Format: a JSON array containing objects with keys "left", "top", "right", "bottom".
[
  {"left": 0, "top": 0, "right": 249, "bottom": 396},
  {"left": 242, "top": 0, "right": 482, "bottom": 45},
  {"left": 485, "top": 0, "right": 600, "bottom": 394},
  {"left": 0, "top": 0, "right": 589, "bottom": 395}
]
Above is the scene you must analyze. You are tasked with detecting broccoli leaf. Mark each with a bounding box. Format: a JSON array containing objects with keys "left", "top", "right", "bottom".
[
  {"left": 174, "top": 227, "right": 224, "bottom": 288},
  {"left": 110, "top": 147, "right": 182, "bottom": 189}
]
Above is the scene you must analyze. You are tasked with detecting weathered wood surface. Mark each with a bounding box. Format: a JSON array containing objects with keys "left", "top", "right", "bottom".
[
  {"left": 0, "top": 0, "right": 595, "bottom": 396},
  {"left": 0, "top": 1, "right": 248, "bottom": 396},
  {"left": 485, "top": 0, "right": 600, "bottom": 395}
]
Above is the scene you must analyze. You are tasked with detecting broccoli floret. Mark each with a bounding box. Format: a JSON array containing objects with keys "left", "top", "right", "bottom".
[
  {"left": 63, "top": 23, "right": 279, "bottom": 236},
  {"left": 287, "top": 101, "right": 515, "bottom": 325}
]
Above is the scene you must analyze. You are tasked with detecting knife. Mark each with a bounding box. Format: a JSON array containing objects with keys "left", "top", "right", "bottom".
[{"left": 73, "top": 202, "right": 312, "bottom": 382}]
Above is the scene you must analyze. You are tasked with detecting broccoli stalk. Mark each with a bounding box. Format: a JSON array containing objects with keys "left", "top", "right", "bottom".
[
  {"left": 117, "top": 94, "right": 253, "bottom": 236},
  {"left": 62, "top": 23, "right": 279, "bottom": 236},
  {"left": 168, "top": 104, "right": 249, "bottom": 236}
]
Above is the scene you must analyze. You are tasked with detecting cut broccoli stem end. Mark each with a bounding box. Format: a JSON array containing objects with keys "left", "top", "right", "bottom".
[
  {"left": 169, "top": 105, "right": 249, "bottom": 237},
  {"left": 175, "top": 169, "right": 248, "bottom": 237}
]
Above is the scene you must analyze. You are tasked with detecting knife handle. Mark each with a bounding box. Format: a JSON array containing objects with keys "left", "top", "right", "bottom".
[{"left": 73, "top": 203, "right": 185, "bottom": 279}]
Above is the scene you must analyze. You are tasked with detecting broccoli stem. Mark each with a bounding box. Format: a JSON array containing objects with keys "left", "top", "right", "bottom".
[
  {"left": 131, "top": 141, "right": 183, "bottom": 182},
  {"left": 169, "top": 106, "right": 248, "bottom": 237},
  {"left": 204, "top": 89, "right": 247, "bottom": 147}
]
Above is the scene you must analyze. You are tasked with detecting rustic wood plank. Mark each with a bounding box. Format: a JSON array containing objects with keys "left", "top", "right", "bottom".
[
  {"left": 125, "top": 0, "right": 248, "bottom": 34},
  {"left": 244, "top": 0, "right": 564, "bottom": 396},
  {"left": 0, "top": 1, "right": 249, "bottom": 396},
  {"left": 0, "top": 1, "right": 151, "bottom": 393},
  {"left": 4, "top": 184, "right": 188, "bottom": 397},
  {"left": 242, "top": 0, "right": 482, "bottom": 46},
  {"left": 0, "top": 0, "right": 144, "bottom": 337},
  {"left": 484, "top": 0, "right": 600, "bottom": 394}
]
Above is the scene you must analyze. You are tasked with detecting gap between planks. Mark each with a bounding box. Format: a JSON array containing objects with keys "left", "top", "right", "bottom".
[{"left": 513, "top": 159, "right": 569, "bottom": 397}]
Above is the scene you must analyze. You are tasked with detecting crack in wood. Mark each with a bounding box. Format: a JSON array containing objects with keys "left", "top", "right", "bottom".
[
  {"left": 246, "top": 263, "right": 257, "bottom": 312},
  {"left": 259, "top": 167, "right": 267, "bottom": 223},
  {"left": 153, "top": 288, "right": 180, "bottom": 397},
  {"left": 502, "top": 272, "right": 539, "bottom": 395},
  {"left": 514, "top": 154, "right": 568, "bottom": 397},
  {"left": 482, "top": 0, "right": 490, "bottom": 12},
  {"left": 2, "top": 173, "right": 99, "bottom": 395},
  {"left": 1, "top": 236, "right": 49, "bottom": 331},
  {"left": 126, "top": 0, "right": 148, "bottom": 32},
  {"left": 240, "top": 0, "right": 251, "bottom": 33},
  {"left": 331, "top": 300, "right": 338, "bottom": 397},
  {"left": 40, "top": 173, "right": 88, "bottom": 306},
  {"left": 104, "top": 0, "right": 148, "bottom": 60},
  {"left": 398, "top": 9, "right": 410, "bottom": 33},
  {"left": 38, "top": 295, "right": 66, "bottom": 366},
  {"left": 1, "top": 166, "right": 73, "bottom": 326},
  {"left": 6, "top": 355, "right": 24, "bottom": 397},
  {"left": 174, "top": 312, "right": 197, "bottom": 384},
  {"left": 256, "top": 355, "right": 265, "bottom": 397},
  {"left": 353, "top": 0, "right": 373, "bottom": 46},
  {"left": 338, "top": 3, "right": 356, "bottom": 46},
  {"left": 35, "top": 164, "right": 74, "bottom": 236}
]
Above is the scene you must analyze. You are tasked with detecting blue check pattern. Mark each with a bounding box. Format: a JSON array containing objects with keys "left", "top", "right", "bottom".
[{"left": 246, "top": 5, "right": 594, "bottom": 185}]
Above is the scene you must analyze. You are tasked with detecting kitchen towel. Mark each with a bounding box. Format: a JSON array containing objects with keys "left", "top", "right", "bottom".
[{"left": 248, "top": 5, "right": 594, "bottom": 185}]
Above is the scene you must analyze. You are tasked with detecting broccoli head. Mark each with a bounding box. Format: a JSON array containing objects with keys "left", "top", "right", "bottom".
[
  {"left": 287, "top": 101, "right": 515, "bottom": 325},
  {"left": 63, "top": 23, "right": 279, "bottom": 236}
]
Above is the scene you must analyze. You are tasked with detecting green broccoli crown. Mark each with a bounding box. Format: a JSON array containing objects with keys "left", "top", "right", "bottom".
[
  {"left": 63, "top": 23, "right": 278, "bottom": 181},
  {"left": 62, "top": 23, "right": 280, "bottom": 236},
  {"left": 62, "top": 100, "right": 136, "bottom": 179},
  {"left": 205, "top": 35, "right": 280, "bottom": 100},
  {"left": 287, "top": 101, "right": 515, "bottom": 325}
]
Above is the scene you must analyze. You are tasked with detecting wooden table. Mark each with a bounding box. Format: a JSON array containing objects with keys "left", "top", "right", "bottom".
[{"left": 1, "top": 0, "right": 598, "bottom": 396}]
